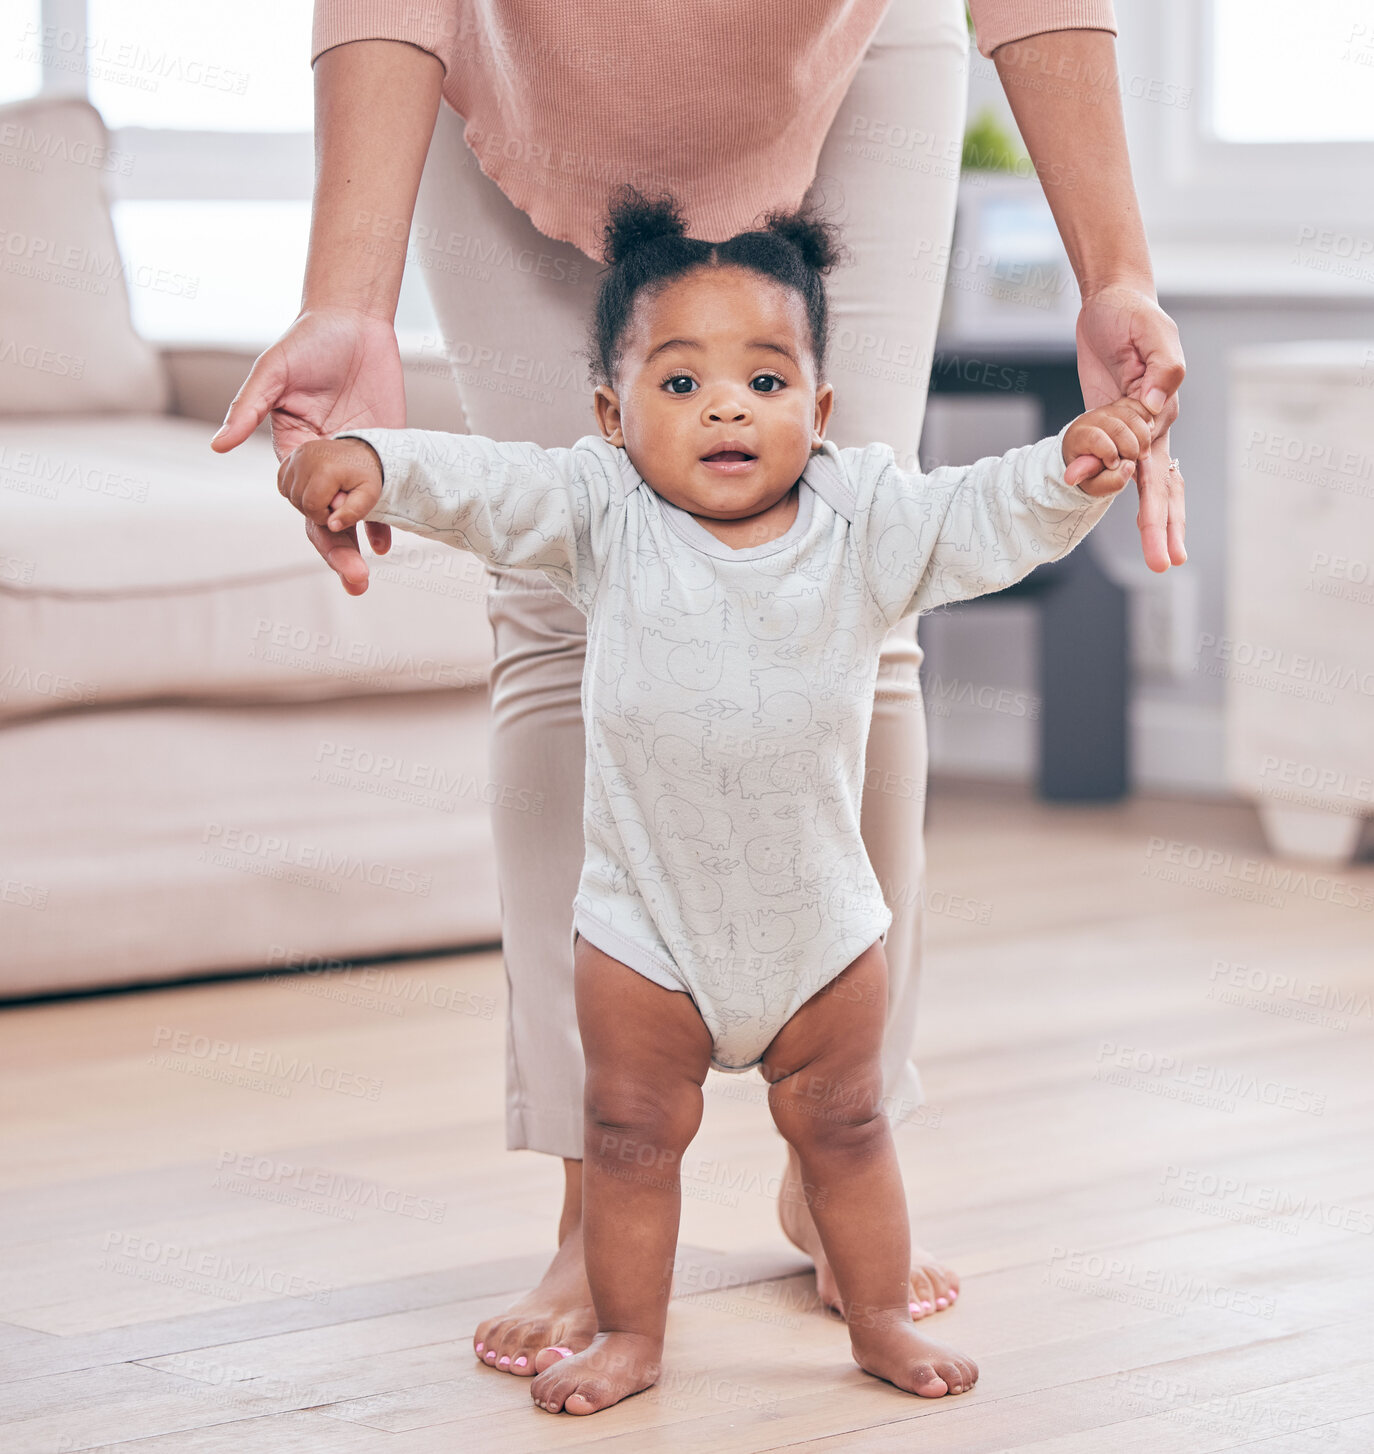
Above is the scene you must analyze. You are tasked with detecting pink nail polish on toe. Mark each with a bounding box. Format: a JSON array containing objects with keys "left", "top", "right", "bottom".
[
  {"left": 499, "top": 1356, "right": 511, "bottom": 1366},
  {"left": 935, "top": 1297, "right": 948, "bottom": 1309},
  {"left": 550, "top": 1346, "right": 574, "bottom": 1358},
  {"left": 949, "top": 1289, "right": 959, "bottom": 1301},
  {"left": 475, "top": 1342, "right": 484, "bottom": 1353},
  {"left": 922, "top": 1300, "right": 934, "bottom": 1311},
  {"left": 514, "top": 1356, "right": 528, "bottom": 1368}
]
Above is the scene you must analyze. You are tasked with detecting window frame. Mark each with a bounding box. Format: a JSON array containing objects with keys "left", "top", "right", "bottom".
[
  {"left": 34, "top": 0, "right": 314, "bottom": 201},
  {"left": 1118, "top": 0, "right": 1374, "bottom": 245}
]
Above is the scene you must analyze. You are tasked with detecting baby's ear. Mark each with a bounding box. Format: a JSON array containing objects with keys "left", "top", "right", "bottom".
[
  {"left": 812, "top": 381, "right": 835, "bottom": 443},
  {"left": 593, "top": 384, "right": 624, "bottom": 445}
]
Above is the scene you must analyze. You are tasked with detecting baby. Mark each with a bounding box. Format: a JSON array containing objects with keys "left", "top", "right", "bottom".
[{"left": 278, "top": 187, "right": 1152, "bottom": 1416}]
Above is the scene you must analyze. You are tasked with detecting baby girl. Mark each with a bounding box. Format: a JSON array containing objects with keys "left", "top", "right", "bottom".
[{"left": 277, "top": 186, "right": 1152, "bottom": 1416}]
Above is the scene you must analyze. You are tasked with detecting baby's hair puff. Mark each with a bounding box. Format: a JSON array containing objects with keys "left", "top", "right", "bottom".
[{"left": 588, "top": 183, "right": 850, "bottom": 387}]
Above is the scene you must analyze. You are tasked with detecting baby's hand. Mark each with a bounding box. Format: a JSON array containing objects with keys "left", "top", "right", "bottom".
[
  {"left": 1062, "top": 396, "right": 1156, "bottom": 497},
  {"left": 276, "top": 437, "right": 384, "bottom": 533}
]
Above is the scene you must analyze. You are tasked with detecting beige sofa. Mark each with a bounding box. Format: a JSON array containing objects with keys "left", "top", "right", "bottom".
[{"left": 0, "top": 95, "right": 503, "bottom": 998}]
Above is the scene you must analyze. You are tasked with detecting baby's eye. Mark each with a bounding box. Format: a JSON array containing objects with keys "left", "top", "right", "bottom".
[
  {"left": 662, "top": 374, "right": 697, "bottom": 395},
  {"left": 751, "top": 373, "right": 786, "bottom": 393}
]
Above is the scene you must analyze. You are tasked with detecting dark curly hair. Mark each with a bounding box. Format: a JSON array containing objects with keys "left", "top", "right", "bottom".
[{"left": 586, "top": 183, "right": 849, "bottom": 387}]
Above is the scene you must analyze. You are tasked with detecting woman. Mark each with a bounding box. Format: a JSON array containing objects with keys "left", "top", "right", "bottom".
[{"left": 213, "top": 0, "right": 1185, "bottom": 1379}]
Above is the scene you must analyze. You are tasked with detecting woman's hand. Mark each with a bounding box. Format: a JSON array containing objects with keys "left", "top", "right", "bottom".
[
  {"left": 1076, "top": 282, "right": 1187, "bottom": 572},
  {"left": 209, "top": 306, "right": 406, "bottom": 595}
]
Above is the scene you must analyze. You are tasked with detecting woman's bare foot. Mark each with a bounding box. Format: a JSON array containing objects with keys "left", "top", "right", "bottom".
[
  {"left": 849, "top": 1309, "right": 979, "bottom": 1398},
  {"left": 778, "top": 1147, "right": 959, "bottom": 1320},
  {"left": 530, "top": 1330, "right": 662, "bottom": 1414},
  {"left": 473, "top": 1219, "right": 598, "bottom": 1376}
]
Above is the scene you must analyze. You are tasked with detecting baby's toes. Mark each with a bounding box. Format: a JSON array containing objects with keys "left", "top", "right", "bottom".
[
  {"left": 563, "top": 1377, "right": 617, "bottom": 1415},
  {"left": 531, "top": 1367, "right": 614, "bottom": 1416},
  {"left": 906, "top": 1359, "right": 950, "bottom": 1397},
  {"left": 530, "top": 1366, "right": 571, "bottom": 1412},
  {"left": 934, "top": 1356, "right": 973, "bottom": 1395}
]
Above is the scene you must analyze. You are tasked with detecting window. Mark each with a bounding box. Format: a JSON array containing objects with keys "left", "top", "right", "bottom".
[
  {"left": 85, "top": 0, "right": 312, "bottom": 131},
  {"left": 12, "top": 0, "right": 324, "bottom": 340},
  {"left": 1117, "top": 0, "right": 1374, "bottom": 245},
  {"left": 1210, "top": 0, "right": 1374, "bottom": 143},
  {"left": 2, "top": 2, "right": 43, "bottom": 102},
  {"left": 109, "top": 200, "right": 312, "bottom": 344}
]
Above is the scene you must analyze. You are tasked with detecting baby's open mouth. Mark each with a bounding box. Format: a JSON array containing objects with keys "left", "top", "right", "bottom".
[{"left": 701, "top": 450, "right": 756, "bottom": 462}]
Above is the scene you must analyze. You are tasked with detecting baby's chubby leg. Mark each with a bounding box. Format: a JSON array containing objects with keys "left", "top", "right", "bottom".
[
  {"left": 762, "top": 942, "right": 979, "bottom": 1398},
  {"left": 530, "top": 934, "right": 715, "bottom": 1416}
]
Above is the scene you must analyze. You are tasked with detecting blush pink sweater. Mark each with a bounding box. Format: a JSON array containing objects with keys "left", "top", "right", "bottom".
[{"left": 311, "top": 1, "right": 1116, "bottom": 259}]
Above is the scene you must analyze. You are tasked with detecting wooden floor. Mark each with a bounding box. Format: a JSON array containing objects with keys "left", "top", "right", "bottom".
[{"left": 3, "top": 782, "right": 1373, "bottom": 1452}]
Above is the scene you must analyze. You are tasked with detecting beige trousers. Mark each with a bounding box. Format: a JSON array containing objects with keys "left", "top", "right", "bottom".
[{"left": 411, "top": 0, "right": 970, "bottom": 1159}]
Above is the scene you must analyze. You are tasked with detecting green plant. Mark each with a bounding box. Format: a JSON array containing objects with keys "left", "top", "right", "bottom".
[
  {"left": 962, "top": 106, "right": 1029, "bottom": 173},
  {"left": 961, "top": 6, "right": 1029, "bottom": 174}
]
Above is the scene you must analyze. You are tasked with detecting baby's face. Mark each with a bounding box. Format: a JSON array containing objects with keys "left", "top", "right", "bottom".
[{"left": 594, "top": 265, "right": 834, "bottom": 522}]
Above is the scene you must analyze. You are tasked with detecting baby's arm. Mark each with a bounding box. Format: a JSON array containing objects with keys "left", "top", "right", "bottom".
[
  {"left": 277, "top": 427, "right": 615, "bottom": 607},
  {"left": 858, "top": 397, "right": 1153, "bottom": 623}
]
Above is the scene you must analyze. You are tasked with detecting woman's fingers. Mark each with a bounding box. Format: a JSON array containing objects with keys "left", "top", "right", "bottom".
[
  {"left": 1134, "top": 446, "right": 1174, "bottom": 572},
  {"left": 1131, "top": 428, "right": 1187, "bottom": 572},
  {"left": 1064, "top": 453, "right": 1106, "bottom": 487},
  {"left": 304, "top": 516, "right": 371, "bottom": 595},
  {"left": 1154, "top": 428, "right": 1187, "bottom": 565}
]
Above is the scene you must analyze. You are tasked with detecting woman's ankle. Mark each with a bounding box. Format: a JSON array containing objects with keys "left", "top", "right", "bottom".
[{"left": 557, "top": 1157, "right": 584, "bottom": 1244}]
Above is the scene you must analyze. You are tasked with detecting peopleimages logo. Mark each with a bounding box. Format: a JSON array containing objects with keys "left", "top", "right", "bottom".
[
  {"left": 150, "top": 1026, "right": 384, "bottom": 1101},
  {"left": 1158, "top": 1165, "right": 1374, "bottom": 1237},
  {"left": 1045, "top": 1246, "right": 1276, "bottom": 1319},
  {"left": 1143, "top": 836, "right": 1374, "bottom": 912},
  {"left": 1093, "top": 1041, "right": 1326, "bottom": 1117}
]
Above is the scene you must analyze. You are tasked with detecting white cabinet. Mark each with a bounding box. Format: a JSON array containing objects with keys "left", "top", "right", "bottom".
[{"left": 1227, "top": 343, "right": 1374, "bottom": 863}]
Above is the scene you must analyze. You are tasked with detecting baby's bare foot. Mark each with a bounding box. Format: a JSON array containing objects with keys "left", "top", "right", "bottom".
[
  {"left": 849, "top": 1310, "right": 979, "bottom": 1398},
  {"left": 529, "top": 1330, "right": 662, "bottom": 1415},
  {"left": 778, "top": 1148, "right": 960, "bottom": 1319},
  {"left": 473, "top": 1224, "right": 598, "bottom": 1376}
]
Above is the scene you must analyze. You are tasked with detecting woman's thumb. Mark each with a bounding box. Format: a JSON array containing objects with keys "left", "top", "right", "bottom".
[
  {"left": 1138, "top": 350, "right": 1185, "bottom": 418},
  {"left": 210, "top": 351, "right": 286, "bottom": 453}
]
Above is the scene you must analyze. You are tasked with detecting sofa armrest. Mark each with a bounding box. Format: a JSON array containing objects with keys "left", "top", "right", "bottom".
[
  {"left": 157, "top": 341, "right": 469, "bottom": 435},
  {"left": 158, "top": 345, "right": 268, "bottom": 431}
]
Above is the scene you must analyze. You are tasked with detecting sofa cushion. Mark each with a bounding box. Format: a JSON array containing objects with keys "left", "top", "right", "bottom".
[
  {"left": 0, "top": 690, "right": 504, "bottom": 997},
  {"left": 0, "top": 96, "right": 169, "bottom": 415},
  {"left": 0, "top": 415, "right": 497, "bottom": 723}
]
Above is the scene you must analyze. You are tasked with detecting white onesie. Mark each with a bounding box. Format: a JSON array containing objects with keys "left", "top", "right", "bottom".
[{"left": 334, "top": 423, "right": 1112, "bottom": 1072}]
